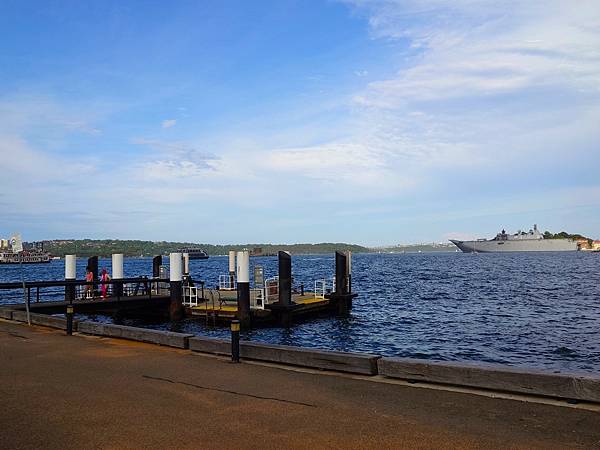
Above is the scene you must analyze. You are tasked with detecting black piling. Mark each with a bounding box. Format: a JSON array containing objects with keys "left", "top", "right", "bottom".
[
  {"left": 237, "top": 283, "right": 250, "bottom": 329},
  {"left": 169, "top": 280, "right": 183, "bottom": 321},
  {"left": 231, "top": 319, "right": 240, "bottom": 363},
  {"left": 279, "top": 251, "right": 292, "bottom": 307},
  {"left": 236, "top": 251, "right": 251, "bottom": 329},
  {"left": 334, "top": 251, "right": 353, "bottom": 315},
  {"left": 87, "top": 256, "right": 98, "bottom": 292},
  {"left": 65, "top": 281, "right": 76, "bottom": 305},
  {"left": 271, "top": 251, "right": 295, "bottom": 326},
  {"left": 152, "top": 255, "right": 162, "bottom": 278}
]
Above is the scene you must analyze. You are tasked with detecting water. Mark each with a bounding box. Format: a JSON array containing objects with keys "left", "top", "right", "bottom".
[{"left": 1, "top": 252, "right": 599, "bottom": 374}]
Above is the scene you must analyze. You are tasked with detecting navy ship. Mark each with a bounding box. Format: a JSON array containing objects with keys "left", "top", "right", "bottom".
[{"left": 450, "top": 225, "right": 579, "bottom": 253}]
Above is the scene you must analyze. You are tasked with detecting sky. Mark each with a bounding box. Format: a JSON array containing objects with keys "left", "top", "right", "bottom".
[{"left": 1, "top": 0, "right": 599, "bottom": 246}]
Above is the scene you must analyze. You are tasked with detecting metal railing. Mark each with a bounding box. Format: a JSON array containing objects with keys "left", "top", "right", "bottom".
[
  {"left": 265, "top": 276, "right": 279, "bottom": 304},
  {"left": 314, "top": 279, "right": 328, "bottom": 300},
  {"left": 0, "top": 277, "right": 170, "bottom": 308},
  {"left": 250, "top": 288, "right": 265, "bottom": 309},
  {"left": 218, "top": 274, "right": 236, "bottom": 290}
]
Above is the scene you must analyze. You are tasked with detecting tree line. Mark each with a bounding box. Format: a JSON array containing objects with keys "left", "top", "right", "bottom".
[{"left": 42, "top": 239, "right": 370, "bottom": 258}]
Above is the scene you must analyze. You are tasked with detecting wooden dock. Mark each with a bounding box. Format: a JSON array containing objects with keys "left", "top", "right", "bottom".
[
  {"left": 7, "top": 294, "right": 171, "bottom": 316},
  {"left": 186, "top": 289, "right": 350, "bottom": 324}
]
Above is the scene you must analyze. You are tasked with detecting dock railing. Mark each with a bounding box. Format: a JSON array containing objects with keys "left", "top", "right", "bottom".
[
  {"left": 218, "top": 274, "right": 236, "bottom": 291},
  {"left": 314, "top": 279, "right": 328, "bottom": 300},
  {"left": 265, "top": 276, "right": 279, "bottom": 304},
  {"left": 0, "top": 277, "right": 170, "bottom": 309},
  {"left": 250, "top": 288, "right": 265, "bottom": 309},
  {"left": 183, "top": 285, "right": 199, "bottom": 307}
]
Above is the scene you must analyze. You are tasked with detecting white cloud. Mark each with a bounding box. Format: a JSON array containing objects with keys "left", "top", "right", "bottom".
[
  {"left": 161, "top": 119, "right": 177, "bottom": 128},
  {"left": 347, "top": 0, "right": 600, "bottom": 105},
  {"left": 335, "top": 0, "right": 600, "bottom": 186}
]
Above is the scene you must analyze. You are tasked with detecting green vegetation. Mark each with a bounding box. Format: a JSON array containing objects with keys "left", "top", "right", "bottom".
[
  {"left": 42, "top": 239, "right": 369, "bottom": 258},
  {"left": 543, "top": 231, "right": 592, "bottom": 245}
]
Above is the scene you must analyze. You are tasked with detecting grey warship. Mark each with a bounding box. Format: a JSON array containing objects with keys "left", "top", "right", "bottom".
[{"left": 450, "top": 225, "right": 579, "bottom": 253}]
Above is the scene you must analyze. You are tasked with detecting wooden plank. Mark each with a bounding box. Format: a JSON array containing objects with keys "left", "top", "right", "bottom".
[
  {"left": 378, "top": 357, "right": 600, "bottom": 403},
  {"left": 240, "top": 341, "right": 380, "bottom": 375},
  {"left": 78, "top": 321, "right": 193, "bottom": 349}
]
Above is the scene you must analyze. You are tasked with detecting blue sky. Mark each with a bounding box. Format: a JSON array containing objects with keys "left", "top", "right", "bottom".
[{"left": 1, "top": 0, "right": 599, "bottom": 245}]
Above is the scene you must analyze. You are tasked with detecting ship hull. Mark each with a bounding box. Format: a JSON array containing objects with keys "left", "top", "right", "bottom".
[
  {"left": 188, "top": 254, "right": 209, "bottom": 260},
  {"left": 450, "top": 239, "right": 578, "bottom": 253},
  {"left": 0, "top": 259, "right": 52, "bottom": 264}
]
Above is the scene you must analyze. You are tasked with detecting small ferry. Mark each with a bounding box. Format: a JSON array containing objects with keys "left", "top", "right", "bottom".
[
  {"left": 0, "top": 248, "right": 51, "bottom": 264},
  {"left": 0, "top": 237, "right": 52, "bottom": 264},
  {"left": 177, "top": 247, "right": 209, "bottom": 260}
]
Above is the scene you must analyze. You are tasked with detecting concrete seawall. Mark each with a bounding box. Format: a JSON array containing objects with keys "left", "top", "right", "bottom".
[
  {"left": 11, "top": 310, "right": 76, "bottom": 331},
  {"left": 378, "top": 357, "right": 600, "bottom": 403},
  {"left": 189, "top": 336, "right": 231, "bottom": 355},
  {"left": 6, "top": 316, "right": 600, "bottom": 403},
  {"left": 188, "top": 337, "right": 379, "bottom": 375},
  {"left": 240, "top": 341, "right": 380, "bottom": 375},
  {"left": 78, "top": 321, "right": 193, "bottom": 349}
]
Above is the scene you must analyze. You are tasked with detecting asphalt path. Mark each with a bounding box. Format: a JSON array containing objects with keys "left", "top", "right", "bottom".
[{"left": 1, "top": 320, "right": 599, "bottom": 449}]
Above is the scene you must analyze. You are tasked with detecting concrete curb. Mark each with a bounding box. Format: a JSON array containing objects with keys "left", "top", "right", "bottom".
[
  {"left": 378, "top": 357, "right": 600, "bottom": 403},
  {"left": 189, "top": 336, "right": 380, "bottom": 375},
  {"left": 78, "top": 321, "right": 194, "bottom": 349},
  {"left": 189, "top": 336, "right": 231, "bottom": 355},
  {"left": 0, "top": 308, "right": 13, "bottom": 320},
  {"left": 11, "top": 310, "right": 75, "bottom": 331},
  {"left": 240, "top": 341, "right": 381, "bottom": 375}
]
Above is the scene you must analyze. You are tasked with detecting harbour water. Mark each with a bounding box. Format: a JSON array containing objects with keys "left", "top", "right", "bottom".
[{"left": 1, "top": 252, "right": 599, "bottom": 374}]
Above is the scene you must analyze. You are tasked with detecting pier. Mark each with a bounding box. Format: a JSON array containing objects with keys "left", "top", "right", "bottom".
[{"left": 0, "top": 250, "right": 355, "bottom": 327}]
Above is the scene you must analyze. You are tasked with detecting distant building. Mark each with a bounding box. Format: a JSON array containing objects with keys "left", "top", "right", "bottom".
[
  {"left": 576, "top": 239, "right": 591, "bottom": 250},
  {"left": 592, "top": 240, "right": 600, "bottom": 251}
]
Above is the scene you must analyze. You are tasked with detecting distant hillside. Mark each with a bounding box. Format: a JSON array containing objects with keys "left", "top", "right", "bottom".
[{"left": 42, "top": 239, "right": 370, "bottom": 258}]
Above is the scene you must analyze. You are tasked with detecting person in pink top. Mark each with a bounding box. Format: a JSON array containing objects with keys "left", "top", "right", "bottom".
[
  {"left": 100, "top": 268, "right": 111, "bottom": 299},
  {"left": 84, "top": 267, "right": 94, "bottom": 298}
]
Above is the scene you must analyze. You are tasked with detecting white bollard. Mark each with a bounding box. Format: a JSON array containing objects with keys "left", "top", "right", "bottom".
[
  {"left": 65, "top": 255, "right": 77, "bottom": 280},
  {"left": 228, "top": 250, "right": 236, "bottom": 274},
  {"left": 112, "top": 254, "right": 124, "bottom": 279},
  {"left": 64, "top": 254, "right": 77, "bottom": 306},
  {"left": 170, "top": 252, "right": 182, "bottom": 282},
  {"left": 183, "top": 253, "right": 190, "bottom": 275},
  {"left": 236, "top": 250, "right": 249, "bottom": 283}
]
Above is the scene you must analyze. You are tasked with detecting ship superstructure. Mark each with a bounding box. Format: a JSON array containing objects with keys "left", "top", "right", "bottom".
[{"left": 177, "top": 247, "right": 209, "bottom": 260}]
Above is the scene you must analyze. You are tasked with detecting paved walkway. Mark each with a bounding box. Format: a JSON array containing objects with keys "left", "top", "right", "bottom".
[{"left": 1, "top": 320, "right": 599, "bottom": 449}]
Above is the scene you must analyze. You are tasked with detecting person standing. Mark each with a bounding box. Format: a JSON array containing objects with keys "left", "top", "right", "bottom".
[
  {"left": 84, "top": 267, "right": 94, "bottom": 299},
  {"left": 100, "top": 268, "right": 111, "bottom": 299}
]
